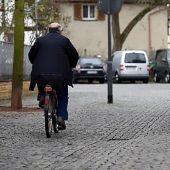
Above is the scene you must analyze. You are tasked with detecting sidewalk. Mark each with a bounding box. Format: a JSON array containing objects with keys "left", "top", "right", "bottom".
[{"left": 0, "top": 83, "right": 170, "bottom": 170}]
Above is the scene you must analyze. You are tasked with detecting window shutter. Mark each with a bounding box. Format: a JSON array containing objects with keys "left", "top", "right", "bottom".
[
  {"left": 74, "top": 4, "right": 81, "bottom": 20},
  {"left": 97, "top": 9, "right": 105, "bottom": 21}
]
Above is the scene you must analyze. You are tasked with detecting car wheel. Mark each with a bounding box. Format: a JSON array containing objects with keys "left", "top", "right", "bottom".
[
  {"left": 143, "top": 79, "right": 149, "bottom": 84},
  {"left": 115, "top": 73, "right": 121, "bottom": 83},
  {"left": 164, "top": 73, "right": 170, "bottom": 83},
  {"left": 154, "top": 72, "right": 160, "bottom": 83},
  {"left": 99, "top": 78, "right": 105, "bottom": 84}
]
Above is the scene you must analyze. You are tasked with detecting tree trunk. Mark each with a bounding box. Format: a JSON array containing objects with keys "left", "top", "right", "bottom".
[
  {"left": 112, "top": 5, "right": 157, "bottom": 52},
  {"left": 120, "top": 5, "right": 157, "bottom": 45},
  {"left": 112, "top": 13, "right": 122, "bottom": 52},
  {"left": 11, "top": 0, "right": 24, "bottom": 109}
]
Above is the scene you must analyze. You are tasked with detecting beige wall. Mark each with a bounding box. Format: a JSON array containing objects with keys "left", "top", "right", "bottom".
[
  {"left": 120, "top": 5, "right": 167, "bottom": 57},
  {"left": 60, "top": 3, "right": 168, "bottom": 60}
]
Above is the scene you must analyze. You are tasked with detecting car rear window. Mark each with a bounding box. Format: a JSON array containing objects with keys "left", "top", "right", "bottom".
[
  {"left": 124, "top": 53, "right": 146, "bottom": 63},
  {"left": 80, "top": 58, "right": 102, "bottom": 65}
]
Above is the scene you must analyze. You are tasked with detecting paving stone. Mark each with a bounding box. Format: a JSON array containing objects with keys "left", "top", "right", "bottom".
[{"left": 0, "top": 83, "right": 170, "bottom": 169}]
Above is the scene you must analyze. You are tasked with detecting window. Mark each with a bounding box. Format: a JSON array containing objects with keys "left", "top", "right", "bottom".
[
  {"left": 74, "top": 4, "right": 105, "bottom": 21},
  {"left": 80, "top": 58, "right": 102, "bottom": 65},
  {"left": 125, "top": 53, "right": 146, "bottom": 63},
  {"left": 82, "top": 5, "right": 95, "bottom": 20}
]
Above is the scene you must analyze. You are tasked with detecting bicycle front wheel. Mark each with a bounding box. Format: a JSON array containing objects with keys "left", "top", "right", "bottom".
[
  {"left": 51, "top": 110, "right": 58, "bottom": 133},
  {"left": 44, "top": 106, "right": 52, "bottom": 138}
]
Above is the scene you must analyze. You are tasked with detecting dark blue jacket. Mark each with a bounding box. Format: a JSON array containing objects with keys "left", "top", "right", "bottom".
[{"left": 28, "top": 31, "right": 79, "bottom": 90}]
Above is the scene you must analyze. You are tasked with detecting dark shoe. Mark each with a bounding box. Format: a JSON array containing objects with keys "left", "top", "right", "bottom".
[
  {"left": 58, "top": 126, "right": 66, "bottom": 130},
  {"left": 38, "top": 96, "right": 44, "bottom": 109},
  {"left": 56, "top": 116, "right": 66, "bottom": 130}
]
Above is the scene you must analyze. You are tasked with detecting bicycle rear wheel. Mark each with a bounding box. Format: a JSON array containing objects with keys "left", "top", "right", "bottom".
[{"left": 44, "top": 106, "right": 52, "bottom": 138}]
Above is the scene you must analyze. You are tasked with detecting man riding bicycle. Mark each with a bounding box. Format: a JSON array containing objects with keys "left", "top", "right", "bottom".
[{"left": 28, "top": 22, "right": 79, "bottom": 130}]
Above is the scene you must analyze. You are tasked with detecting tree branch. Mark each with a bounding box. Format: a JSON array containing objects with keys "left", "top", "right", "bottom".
[{"left": 120, "top": 5, "right": 157, "bottom": 45}]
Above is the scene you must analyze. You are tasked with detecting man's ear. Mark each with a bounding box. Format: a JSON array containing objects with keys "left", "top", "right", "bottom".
[
  {"left": 59, "top": 30, "right": 62, "bottom": 34},
  {"left": 57, "top": 25, "right": 62, "bottom": 32}
]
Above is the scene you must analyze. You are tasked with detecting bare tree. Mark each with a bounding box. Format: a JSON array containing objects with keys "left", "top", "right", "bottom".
[
  {"left": 112, "top": 0, "right": 169, "bottom": 52},
  {"left": 0, "top": 0, "right": 71, "bottom": 44},
  {"left": 0, "top": 1, "right": 15, "bottom": 42},
  {"left": 25, "top": 0, "right": 71, "bottom": 44}
]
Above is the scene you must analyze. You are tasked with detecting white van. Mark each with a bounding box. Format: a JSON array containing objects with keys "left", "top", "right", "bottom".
[{"left": 112, "top": 50, "right": 149, "bottom": 83}]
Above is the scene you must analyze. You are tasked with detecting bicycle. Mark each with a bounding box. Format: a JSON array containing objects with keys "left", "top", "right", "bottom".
[
  {"left": 36, "top": 74, "right": 63, "bottom": 138},
  {"left": 43, "top": 83, "right": 58, "bottom": 138}
]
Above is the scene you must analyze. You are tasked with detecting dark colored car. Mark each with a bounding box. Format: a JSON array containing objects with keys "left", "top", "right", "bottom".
[
  {"left": 72, "top": 57, "right": 105, "bottom": 84},
  {"left": 153, "top": 49, "right": 170, "bottom": 83}
]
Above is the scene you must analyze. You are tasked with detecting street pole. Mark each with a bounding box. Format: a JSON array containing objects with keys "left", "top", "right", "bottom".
[
  {"left": 97, "top": 0, "right": 122, "bottom": 103},
  {"left": 107, "top": 0, "right": 113, "bottom": 103}
]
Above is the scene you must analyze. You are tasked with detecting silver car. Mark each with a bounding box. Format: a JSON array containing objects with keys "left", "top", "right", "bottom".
[{"left": 112, "top": 50, "right": 149, "bottom": 83}]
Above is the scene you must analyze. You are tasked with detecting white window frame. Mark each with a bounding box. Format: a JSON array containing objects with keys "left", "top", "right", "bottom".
[{"left": 82, "top": 4, "right": 96, "bottom": 21}]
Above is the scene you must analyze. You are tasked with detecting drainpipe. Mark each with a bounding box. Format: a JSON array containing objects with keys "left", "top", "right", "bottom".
[{"left": 148, "top": 7, "right": 166, "bottom": 51}]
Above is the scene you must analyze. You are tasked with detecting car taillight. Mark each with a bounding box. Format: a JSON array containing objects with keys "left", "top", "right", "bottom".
[
  {"left": 120, "top": 65, "right": 124, "bottom": 71},
  {"left": 76, "top": 64, "right": 81, "bottom": 70}
]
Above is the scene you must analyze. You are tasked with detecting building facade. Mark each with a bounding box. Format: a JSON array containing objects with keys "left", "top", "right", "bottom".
[
  {"left": 0, "top": 0, "right": 169, "bottom": 60},
  {"left": 59, "top": 0, "right": 168, "bottom": 60}
]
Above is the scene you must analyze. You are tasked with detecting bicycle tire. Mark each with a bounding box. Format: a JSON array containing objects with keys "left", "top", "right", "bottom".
[
  {"left": 52, "top": 110, "right": 58, "bottom": 133},
  {"left": 44, "top": 105, "right": 52, "bottom": 138}
]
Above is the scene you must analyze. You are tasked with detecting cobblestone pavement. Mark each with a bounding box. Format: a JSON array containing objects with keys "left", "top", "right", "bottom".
[{"left": 1, "top": 83, "right": 170, "bottom": 170}]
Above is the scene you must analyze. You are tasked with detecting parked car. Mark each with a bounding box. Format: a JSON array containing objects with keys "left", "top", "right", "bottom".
[
  {"left": 72, "top": 57, "right": 105, "bottom": 84},
  {"left": 112, "top": 50, "right": 149, "bottom": 83},
  {"left": 153, "top": 49, "right": 170, "bottom": 83}
]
